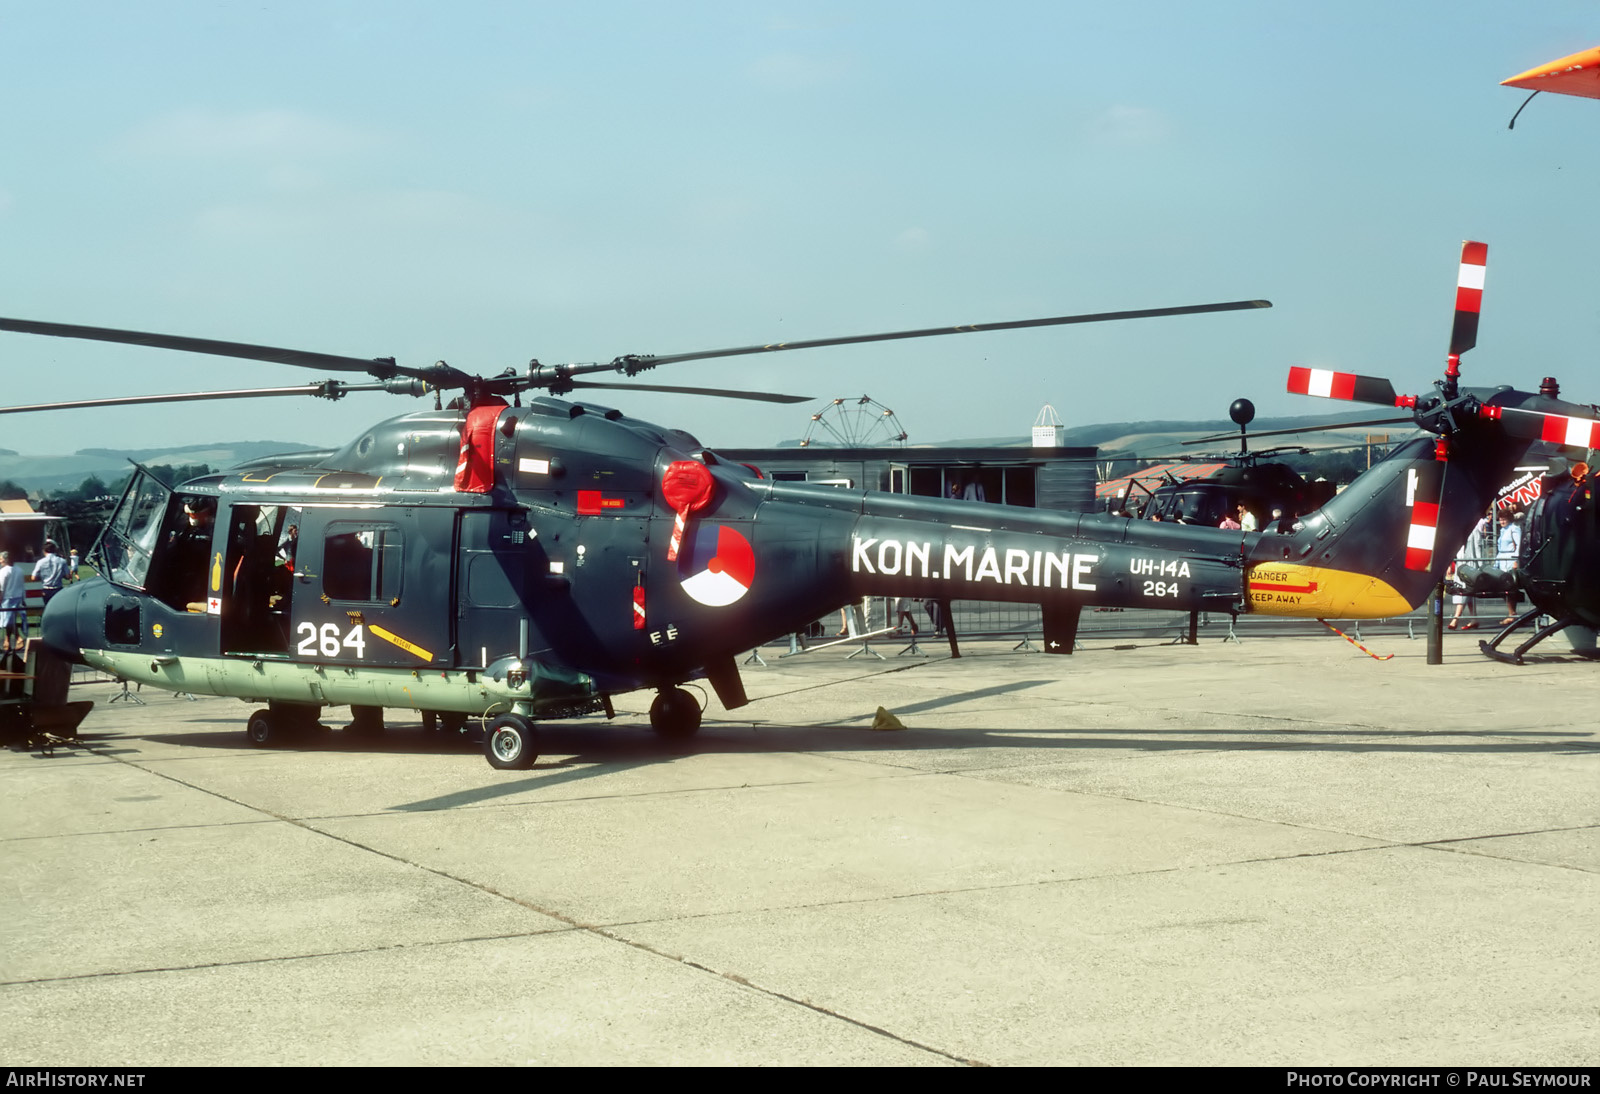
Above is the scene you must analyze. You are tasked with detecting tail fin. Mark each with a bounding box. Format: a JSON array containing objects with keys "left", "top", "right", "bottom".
[{"left": 1244, "top": 429, "right": 1519, "bottom": 619}]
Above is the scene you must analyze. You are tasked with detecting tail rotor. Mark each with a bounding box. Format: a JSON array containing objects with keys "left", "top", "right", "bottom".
[{"left": 1286, "top": 241, "right": 1491, "bottom": 575}]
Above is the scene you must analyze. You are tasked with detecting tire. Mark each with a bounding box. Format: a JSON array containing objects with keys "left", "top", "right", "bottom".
[
  {"left": 246, "top": 709, "right": 277, "bottom": 748},
  {"left": 649, "top": 687, "right": 702, "bottom": 739},
  {"left": 421, "top": 711, "right": 440, "bottom": 733},
  {"left": 485, "top": 714, "right": 538, "bottom": 770}
]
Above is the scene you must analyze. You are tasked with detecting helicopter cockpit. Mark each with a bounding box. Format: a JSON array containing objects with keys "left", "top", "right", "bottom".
[
  {"left": 89, "top": 466, "right": 172, "bottom": 593},
  {"left": 1145, "top": 486, "right": 1235, "bottom": 526},
  {"left": 90, "top": 470, "right": 222, "bottom": 612}
]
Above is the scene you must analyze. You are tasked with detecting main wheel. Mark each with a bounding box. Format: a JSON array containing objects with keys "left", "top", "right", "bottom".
[
  {"left": 485, "top": 713, "right": 538, "bottom": 770},
  {"left": 649, "top": 687, "right": 703, "bottom": 739},
  {"left": 246, "top": 709, "right": 278, "bottom": 748}
]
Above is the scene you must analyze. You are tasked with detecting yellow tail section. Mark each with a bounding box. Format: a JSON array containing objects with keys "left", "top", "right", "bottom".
[{"left": 1245, "top": 563, "right": 1414, "bottom": 620}]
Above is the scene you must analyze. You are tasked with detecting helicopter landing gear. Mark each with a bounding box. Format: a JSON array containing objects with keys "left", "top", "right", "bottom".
[
  {"left": 649, "top": 687, "right": 702, "bottom": 739},
  {"left": 246, "top": 702, "right": 322, "bottom": 748},
  {"left": 246, "top": 709, "right": 278, "bottom": 748},
  {"left": 485, "top": 713, "right": 538, "bottom": 770},
  {"left": 423, "top": 710, "right": 469, "bottom": 735},
  {"left": 344, "top": 705, "right": 385, "bottom": 737}
]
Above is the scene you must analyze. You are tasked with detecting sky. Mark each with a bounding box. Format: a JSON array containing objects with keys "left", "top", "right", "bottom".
[{"left": 1, "top": 1, "right": 1597, "bottom": 456}]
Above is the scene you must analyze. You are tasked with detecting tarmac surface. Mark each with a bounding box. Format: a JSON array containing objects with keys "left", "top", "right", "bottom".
[{"left": 2, "top": 628, "right": 1597, "bottom": 1067}]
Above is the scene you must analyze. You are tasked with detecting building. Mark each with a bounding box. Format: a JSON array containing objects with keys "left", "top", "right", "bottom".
[{"left": 715, "top": 444, "right": 1098, "bottom": 512}]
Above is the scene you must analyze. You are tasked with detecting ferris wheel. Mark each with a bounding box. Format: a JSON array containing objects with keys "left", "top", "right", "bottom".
[{"left": 799, "top": 395, "right": 908, "bottom": 448}]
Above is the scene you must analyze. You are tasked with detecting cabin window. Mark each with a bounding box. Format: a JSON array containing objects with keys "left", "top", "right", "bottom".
[{"left": 323, "top": 524, "right": 403, "bottom": 602}]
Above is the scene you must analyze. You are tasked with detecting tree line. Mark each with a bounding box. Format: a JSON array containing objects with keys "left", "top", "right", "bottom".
[{"left": 4, "top": 464, "right": 214, "bottom": 552}]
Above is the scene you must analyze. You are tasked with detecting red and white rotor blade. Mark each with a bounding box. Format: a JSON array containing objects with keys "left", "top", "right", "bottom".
[
  {"left": 1481, "top": 405, "right": 1600, "bottom": 449},
  {"left": 1449, "top": 241, "right": 1487, "bottom": 357},
  {"left": 1403, "top": 460, "right": 1445, "bottom": 572},
  {"left": 1286, "top": 367, "right": 1398, "bottom": 406}
]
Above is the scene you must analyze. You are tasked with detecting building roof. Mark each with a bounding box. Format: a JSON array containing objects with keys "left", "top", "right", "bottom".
[{"left": 1096, "top": 462, "right": 1228, "bottom": 499}]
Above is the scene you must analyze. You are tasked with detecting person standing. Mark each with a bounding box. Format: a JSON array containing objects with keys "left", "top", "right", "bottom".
[
  {"left": 1495, "top": 508, "right": 1522, "bottom": 624},
  {"left": 1448, "top": 515, "right": 1489, "bottom": 630},
  {"left": 0, "top": 551, "right": 26, "bottom": 655},
  {"left": 1237, "top": 505, "right": 1258, "bottom": 532},
  {"left": 31, "top": 540, "right": 69, "bottom": 608}
]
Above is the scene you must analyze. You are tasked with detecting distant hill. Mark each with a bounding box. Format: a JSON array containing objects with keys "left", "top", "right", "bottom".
[{"left": 0, "top": 440, "right": 320, "bottom": 493}]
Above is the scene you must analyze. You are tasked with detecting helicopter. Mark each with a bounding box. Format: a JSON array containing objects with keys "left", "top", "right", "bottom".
[
  {"left": 1105, "top": 397, "right": 1366, "bottom": 529},
  {"left": 1453, "top": 435, "right": 1600, "bottom": 664},
  {"left": 1442, "top": 49, "right": 1600, "bottom": 662},
  {"left": 5, "top": 241, "right": 1595, "bottom": 768}
]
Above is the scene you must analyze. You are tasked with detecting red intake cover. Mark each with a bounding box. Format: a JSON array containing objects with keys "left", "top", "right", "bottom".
[
  {"left": 453, "top": 400, "right": 508, "bottom": 493},
  {"left": 662, "top": 459, "right": 715, "bottom": 514}
]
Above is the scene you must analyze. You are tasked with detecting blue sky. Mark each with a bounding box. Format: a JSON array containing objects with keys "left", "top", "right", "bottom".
[{"left": 1, "top": 1, "right": 1596, "bottom": 455}]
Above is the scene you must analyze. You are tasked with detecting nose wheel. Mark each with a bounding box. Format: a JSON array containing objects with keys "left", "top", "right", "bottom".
[
  {"left": 649, "top": 687, "right": 702, "bottom": 739},
  {"left": 484, "top": 713, "right": 538, "bottom": 770}
]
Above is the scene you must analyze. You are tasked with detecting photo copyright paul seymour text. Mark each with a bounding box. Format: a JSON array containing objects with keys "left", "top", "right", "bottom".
[{"left": 1288, "top": 1075, "right": 1592, "bottom": 1089}]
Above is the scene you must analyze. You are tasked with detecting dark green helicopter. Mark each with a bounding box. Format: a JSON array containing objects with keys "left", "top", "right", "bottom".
[
  {"left": 1456, "top": 411, "right": 1600, "bottom": 664},
  {"left": 1116, "top": 397, "right": 1352, "bottom": 530},
  {"left": 3, "top": 241, "right": 1590, "bottom": 766}
]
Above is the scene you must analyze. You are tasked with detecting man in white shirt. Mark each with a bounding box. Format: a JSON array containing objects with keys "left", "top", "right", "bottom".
[
  {"left": 0, "top": 551, "right": 26, "bottom": 653},
  {"left": 31, "top": 540, "right": 70, "bottom": 608}
]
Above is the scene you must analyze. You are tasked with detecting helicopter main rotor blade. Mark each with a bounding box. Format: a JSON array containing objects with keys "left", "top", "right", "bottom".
[
  {"left": 556, "top": 299, "right": 1271, "bottom": 380},
  {"left": 1181, "top": 416, "right": 1415, "bottom": 445},
  {"left": 0, "top": 381, "right": 403, "bottom": 415},
  {"left": 0, "top": 316, "right": 459, "bottom": 384},
  {"left": 563, "top": 380, "right": 811, "bottom": 404}
]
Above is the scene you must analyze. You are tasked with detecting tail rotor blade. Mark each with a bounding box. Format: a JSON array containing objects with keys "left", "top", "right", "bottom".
[
  {"left": 1404, "top": 457, "right": 1446, "bottom": 572},
  {"left": 1449, "top": 241, "right": 1488, "bottom": 358},
  {"left": 1286, "top": 367, "right": 1398, "bottom": 406},
  {"left": 1480, "top": 405, "right": 1600, "bottom": 449}
]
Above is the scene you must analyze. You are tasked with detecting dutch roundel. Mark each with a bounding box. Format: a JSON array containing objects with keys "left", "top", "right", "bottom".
[{"left": 677, "top": 524, "right": 756, "bottom": 607}]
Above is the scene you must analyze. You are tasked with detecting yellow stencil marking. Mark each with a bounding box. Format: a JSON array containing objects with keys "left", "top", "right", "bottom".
[
  {"left": 1245, "top": 562, "right": 1412, "bottom": 619},
  {"left": 210, "top": 552, "right": 223, "bottom": 592},
  {"left": 369, "top": 624, "right": 433, "bottom": 661}
]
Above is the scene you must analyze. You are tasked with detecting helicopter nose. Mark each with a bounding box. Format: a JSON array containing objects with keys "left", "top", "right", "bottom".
[{"left": 39, "top": 578, "right": 94, "bottom": 664}]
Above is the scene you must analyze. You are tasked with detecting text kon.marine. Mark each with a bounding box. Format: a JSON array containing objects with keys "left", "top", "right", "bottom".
[{"left": 850, "top": 536, "right": 1098, "bottom": 590}]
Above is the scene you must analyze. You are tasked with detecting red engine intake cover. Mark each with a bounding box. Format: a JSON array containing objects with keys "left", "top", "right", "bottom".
[{"left": 662, "top": 459, "right": 715, "bottom": 514}]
